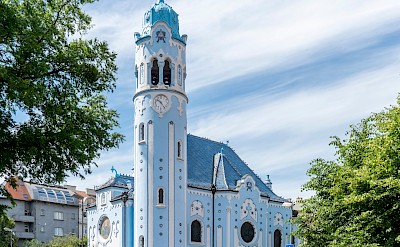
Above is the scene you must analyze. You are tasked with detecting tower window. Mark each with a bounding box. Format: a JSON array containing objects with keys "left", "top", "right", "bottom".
[
  {"left": 139, "top": 235, "right": 144, "bottom": 247},
  {"left": 163, "top": 60, "right": 171, "bottom": 85},
  {"left": 157, "top": 188, "right": 164, "bottom": 206},
  {"left": 177, "top": 140, "right": 183, "bottom": 159},
  {"left": 139, "top": 123, "right": 145, "bottom": 142},
  {"left": 151, "top": 59, "right": 159, "bottom": 85},
  {"left": 191, "top": 220, "right": 202, "bottom": 243}
]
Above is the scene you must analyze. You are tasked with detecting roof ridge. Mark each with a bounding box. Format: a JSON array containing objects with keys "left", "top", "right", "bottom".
[
  {"left": 188, "top": 134, "right": 229, "bottom": 148},
  {"left": 222, "top": 156, "right": 242, "bottom": 177}
]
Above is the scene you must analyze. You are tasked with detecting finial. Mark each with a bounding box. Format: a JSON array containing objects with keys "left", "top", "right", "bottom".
[
  {"left": 220, "top": 147, "right": 224, "bottom": 155},
  {"left": 158, "top": 0, "right": 164, "bottom": 3},
  {"left": 111, "top": 166, "right": 119, "bottom": 177}
]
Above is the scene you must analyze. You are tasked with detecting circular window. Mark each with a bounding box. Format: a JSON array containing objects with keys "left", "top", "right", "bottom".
[
  {"left": 99, "top": 216, "right": 111, "bottom": 239},
  {"left": 240, "top": 222, "right": 255, "bottom": 243}
]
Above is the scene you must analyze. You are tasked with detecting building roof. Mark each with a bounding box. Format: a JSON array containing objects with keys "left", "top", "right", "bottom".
[
  {"left": 139, "top": 0, "right": 183, "bottom": 42},
  {"left": 95, "top": 175, "right": 134, "bottom": 191},
  {"left": 29, "top": 184, "right": 78, "bottom": 205},
  {"left": 187, "top": 134, "right": 286, "bottom": 202},
  {"left": 4, "top": 178, "right": 31, "bottom": 201},
  {"left": 2, "top": 178, "right": 79, "bottom": 205}
]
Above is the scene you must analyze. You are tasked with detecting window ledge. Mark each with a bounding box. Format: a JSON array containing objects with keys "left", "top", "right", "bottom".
[
  {"left": 190, "top": 241, "right": 204, "bottom": 246},
  {"left": 156, "top": 204, "right": 166, "bottom": 209},
  {"left": 139, "top": 140, "right": 146, "bottom": 145}
]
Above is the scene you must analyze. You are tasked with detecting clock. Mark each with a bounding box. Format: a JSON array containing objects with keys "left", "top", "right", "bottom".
[
  {"left": 240, "top": 222, "right": 255, "bottom": 243},
  {"left": 153, "top": 94, "right": 170, "bottom": 115}
]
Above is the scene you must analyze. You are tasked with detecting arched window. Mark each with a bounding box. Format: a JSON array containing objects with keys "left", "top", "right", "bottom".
[
  {"left": 274, "top": 229, "right": 282, "bottom": 247},
  {"left": 139, "top": 235, "right": 144, "bottom": 247},
  {"left": 163, "top": 60, "right": 171, "bottom": 85},
  {"left": 177, "top": 140, "right": 183, "bottom": 159},
  {"left": 139, "top": 123, "right": 145, "bottom": 142},
  {"left": 151, "top": 59, "right": 159, "bottom": 85},
  {"left": 157, "top": 188, "right": 164, "bottom": 205},
  {"left": 191, "top": 220, "right": 202, "bottom": 243}
]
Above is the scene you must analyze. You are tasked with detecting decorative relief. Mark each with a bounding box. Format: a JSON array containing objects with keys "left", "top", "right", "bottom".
[
  {"left": 240, "top": 199, "right": 257, "bottom": 222},
  {"left": 135, "top": 97, "right": 146, "bottom": 116},
  {"left": 156, "top": 29, "right": 166, "bottom": 43},
  {"left": 177, "top": 98, "right": 184, "bottom": 116},
  {"left": 90, "top": 226, "right": 96, "bottom": 241},
  {"left": 140, "top": 63, "right": 144, "bottom": 84},
  {"left": 191, "top": 200, "right": 204, "bottom": 217},
  {"left": 113, "top": 220, "right": 120, "bottom": 238},
  {"left": 274, "top": 213, "right": 284, "bottom": 227}
]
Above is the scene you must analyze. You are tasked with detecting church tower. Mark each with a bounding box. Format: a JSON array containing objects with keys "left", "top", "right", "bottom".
[{"left": 133, "top": 1, "right": 188, "bottom": 246}]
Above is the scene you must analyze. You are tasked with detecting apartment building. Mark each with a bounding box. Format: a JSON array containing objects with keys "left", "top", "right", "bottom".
[{"left": 0, "top": 179, "right": 90, "bottom": 246}]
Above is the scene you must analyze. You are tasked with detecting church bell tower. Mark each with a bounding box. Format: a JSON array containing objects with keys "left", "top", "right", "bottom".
[{"left": 133, "top": 0, "right": 188, "bottom": 246}]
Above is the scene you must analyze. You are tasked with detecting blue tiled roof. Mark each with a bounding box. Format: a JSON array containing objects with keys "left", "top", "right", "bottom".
[{"left": 187, "top": 134, "right": 285, "bottom": 202}]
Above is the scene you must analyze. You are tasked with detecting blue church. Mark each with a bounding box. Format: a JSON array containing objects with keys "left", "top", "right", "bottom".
[{"left": 87, "top": 1, "right": 295, "bottom": 246}]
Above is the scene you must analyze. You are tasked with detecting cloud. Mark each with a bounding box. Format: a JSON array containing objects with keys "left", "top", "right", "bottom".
[
  {"left": 190, "top": 62, "right": 400, "bottom": 141},
  {"left": 176, "top": 0, "right": 400, "bottom": 91}
]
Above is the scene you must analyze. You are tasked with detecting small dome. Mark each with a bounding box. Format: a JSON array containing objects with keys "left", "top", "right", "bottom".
[{"left": 141, "top": 0, "right": 182, "bottom": 41}]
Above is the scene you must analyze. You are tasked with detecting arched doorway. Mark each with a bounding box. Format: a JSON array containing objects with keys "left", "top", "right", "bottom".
[{"left": 274, "top": 229, "right": 282, "bottom": 247}]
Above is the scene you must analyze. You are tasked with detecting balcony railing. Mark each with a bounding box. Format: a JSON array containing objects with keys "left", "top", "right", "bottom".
[
  {"left": 14, "top": 231, "right": 34, "bottom": 239},
  {"left": 12, "top": 215, "right": 35, "bottom": 223}
]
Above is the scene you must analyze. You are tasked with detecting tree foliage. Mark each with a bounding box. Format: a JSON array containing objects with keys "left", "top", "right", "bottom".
[
  {"left": 0, "top": 214, "right": 16, "bottom": 246},
  {"left": 24, "top": 234, "right": 87, "bottom": 247},
  {"left": 0, "top": 0, "right": 123, "bottom": 201},
  {"left": 293, "top": 97, "right": 400, "bottom": 246}
]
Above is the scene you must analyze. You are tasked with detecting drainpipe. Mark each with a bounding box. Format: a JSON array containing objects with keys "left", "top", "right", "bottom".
[
  {"left": 122, "top": 192, "right": 128, "bottom": 247},
  {"left": 211, "top": 184, "right": 216, "bottom": 247}
]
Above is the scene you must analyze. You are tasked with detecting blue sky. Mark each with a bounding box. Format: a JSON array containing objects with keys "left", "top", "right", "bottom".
[{"left": 67, "top": 0, "right": 400, "bottom": 200}]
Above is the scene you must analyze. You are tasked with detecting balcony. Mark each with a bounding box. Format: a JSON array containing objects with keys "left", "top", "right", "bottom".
[
  {"left": 14, "top": 231, "right": 34, "bottom": 239},
  {"left": 12, "top": 215, "right": 35, "bottom": 223}
]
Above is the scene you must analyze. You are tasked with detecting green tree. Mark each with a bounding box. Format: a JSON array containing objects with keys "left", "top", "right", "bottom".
[
  {"left": 24, "top": 234, "right": 87, "bottom": 247},
  {"left": 47, "top": 234, "right": 85, "bottom": 247},
  {"left": 293, "top": 97, "right": 400, "bottom": 247},
  {"left": 0, "top": 214, "right": 16, "bottom": 246},
  {"left": 0, "top": 0, "right": 123, "bottom": 208},
  {"left": 24, "top": 239, "right": 44, "bottom": 247}
]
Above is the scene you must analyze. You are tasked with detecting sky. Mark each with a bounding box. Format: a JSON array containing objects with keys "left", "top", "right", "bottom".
[{"left": 66, "top": 0, "right": 400, "bottom": 200}]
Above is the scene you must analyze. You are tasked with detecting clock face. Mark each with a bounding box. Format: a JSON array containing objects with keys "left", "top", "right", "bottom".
[
  {"left": 153, "top": 94, "right": 170, "bottom": 114},
  {"left": 240, "top": 222, "right": 255, "bottom": 243}
]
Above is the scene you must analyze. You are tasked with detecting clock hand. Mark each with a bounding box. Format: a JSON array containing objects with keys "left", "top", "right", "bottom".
[{"left": 156, "top": 99, "right": 165, "bottom": 108}]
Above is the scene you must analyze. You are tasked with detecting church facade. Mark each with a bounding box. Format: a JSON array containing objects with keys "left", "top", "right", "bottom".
[{"left": 87, "top": 1, "right": 295, "bottom": 246}]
